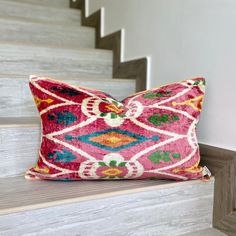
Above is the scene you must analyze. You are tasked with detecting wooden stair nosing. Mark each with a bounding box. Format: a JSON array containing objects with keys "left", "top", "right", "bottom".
[{"left": 70, "top": 0, "right": 147, "bottom": 92}]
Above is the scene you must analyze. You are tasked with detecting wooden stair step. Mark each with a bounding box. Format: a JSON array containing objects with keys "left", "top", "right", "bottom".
[
  {"left": 0, "top": 176, "right": 214, "bottom": 235},
  {"left": 0, "top": 17, "right": 95, "bottom": 49},
  {"left": 0, "top": 43, "right": 112, "bottom": 79},
  {"left": 5, "top": 0, "right": 70, "bottom": 8},
  {"left": 0, "top": 176, "right": 170, "bottom": 214},
  {"left": 0, "top": 75, "right": 135, "bottom": 117},
  {"left": 0, "top": 0, "right": 81, "bottom": 25}
]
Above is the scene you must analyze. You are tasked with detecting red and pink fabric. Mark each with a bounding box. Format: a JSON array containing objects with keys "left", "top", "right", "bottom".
[{"left": 25, "top": 75, "right": 209, "bottom": 181}]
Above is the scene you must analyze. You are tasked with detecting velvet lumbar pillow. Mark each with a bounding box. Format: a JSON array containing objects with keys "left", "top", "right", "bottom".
[{"left": 25, "top": 75, "right": 209, "bottom": 181}]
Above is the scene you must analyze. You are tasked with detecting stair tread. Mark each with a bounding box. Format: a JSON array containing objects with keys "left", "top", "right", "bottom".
[
  {"left": 0, "top": 176, "right": 212, "bottom": 214},
  {"left": 0, "top": 42, "right": 113, "bottom": 79},
  {"left": 5, "top": 0, "right": 70, "bottom": 9},
  {"left": 0, "top": 175, "right": 211, "bottom": 215},
  {"left": 0, "top": 41, "right": 110, "bottom": 53},
  {"left": 0, "top": 0, "right": 80, "bottom": 25},
  {"left": 0, "top": 178, "right": 214, "bottom": 235},
  {"left": 0, "top": 17, "right": 95, "bottom": 48},
  {"left": 0, "top": 16, "right": 92, "bottom": 32}
]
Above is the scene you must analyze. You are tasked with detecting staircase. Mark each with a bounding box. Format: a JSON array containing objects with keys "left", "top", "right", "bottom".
[{"left": 0, "top": 0, "right": 224, "bottom": 235}]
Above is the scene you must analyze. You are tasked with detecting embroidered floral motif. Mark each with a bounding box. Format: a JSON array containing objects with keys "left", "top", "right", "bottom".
[
  {"left": 99, "top": 98, "right": 126, "bottom": 119},
  {"left": 96, "top": 160, "right": 128, "bottom": 179}
]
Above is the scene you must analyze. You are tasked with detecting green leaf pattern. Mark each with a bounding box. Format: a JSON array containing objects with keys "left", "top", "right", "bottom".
[{"left": 148, "top": 151, "right": 181, "bottom": 164}]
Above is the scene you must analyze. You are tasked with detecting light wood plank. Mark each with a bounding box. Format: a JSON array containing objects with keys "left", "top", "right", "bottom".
[
  {"left": 0, "top": 18, "right": 95, "bottom": 48},
  {"left": 0, "top": 0, "right": 81, "bottom": 25},
  {"left": 0, "top": 43, "right": 112, "bottom": 79},
  {"left": 6, "top": 0, "right": 70, "bottom": 8},
  {"left": 0, "top": 177, "right": 214, "bottom": 235},
  {"left": 0, "top": 175, "right": 170, "bottom": 213},
  {"left": 0, "top": 75, "right": 135, "bottom": 117}
]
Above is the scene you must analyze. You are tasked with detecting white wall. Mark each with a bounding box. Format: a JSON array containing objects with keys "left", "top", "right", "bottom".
[{"left": 88, "top": 0, "right": 236, "bottom": 151}]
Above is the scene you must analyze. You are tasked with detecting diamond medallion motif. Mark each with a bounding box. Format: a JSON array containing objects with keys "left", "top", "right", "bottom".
[{"left": 65, "top": 128, "right": 160, "bottom": 151}]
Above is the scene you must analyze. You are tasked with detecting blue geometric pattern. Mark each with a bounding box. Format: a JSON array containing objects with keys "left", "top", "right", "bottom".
[{"left": 65, "top": 128, "right": 160, "bottom": 151}]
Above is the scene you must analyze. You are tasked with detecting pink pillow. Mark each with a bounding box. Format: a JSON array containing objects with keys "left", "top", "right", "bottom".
[{"left": 25, "top": 76, "right": 208, "bottom": 181}]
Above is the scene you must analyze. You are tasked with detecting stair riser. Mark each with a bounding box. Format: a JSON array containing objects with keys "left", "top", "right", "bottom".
[
  {"left": 0, "top": 77, "right": 135, "bottom": 117},
  {"left": 0, "top": 0, "right": 80, "bottom": 25},
  {"left": 0, "top": 126, "right": 40, "bottom": 178},
  {"left": 0, "top": 19, "right": 95, "bottom": 48},
  {"left": 0, "top": 181, "right": 214, "bottom": 236},
  {"left": 6, "top": 0, "right": 70, "bottom": 8},
  {"left": 0, "top": 44, "right": 112, "bottom": 79}
]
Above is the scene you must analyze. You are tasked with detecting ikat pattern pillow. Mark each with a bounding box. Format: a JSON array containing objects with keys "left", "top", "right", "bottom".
[{"left": 25, "top": 75, "right": 209, "bottom": 181}]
